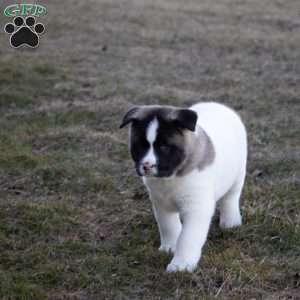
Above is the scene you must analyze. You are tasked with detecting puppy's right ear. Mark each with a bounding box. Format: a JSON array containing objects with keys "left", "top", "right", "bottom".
[{"left": 119, "top": 106, "right": 140, "bottom": 128}]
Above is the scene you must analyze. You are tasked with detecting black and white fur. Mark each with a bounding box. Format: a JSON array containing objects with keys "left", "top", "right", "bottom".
[{"left": 120, "top": 102, "right": 247, "bottom": 272}]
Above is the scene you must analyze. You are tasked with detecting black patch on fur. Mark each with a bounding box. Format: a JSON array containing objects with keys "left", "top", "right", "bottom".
[
  {"left": 130, "top": 120, "right": 150, "bottom": 176},
  {"left": 119, "top": 106, "right": 140, "bottom": 128},
  {"left": 170, "top": 109, "right": 198, "bottom": 131},
  {"left": 153, "top": 121, "right": 185, "bottom": 177}
]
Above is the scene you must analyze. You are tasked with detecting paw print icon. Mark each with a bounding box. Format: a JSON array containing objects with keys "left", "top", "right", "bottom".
[{"left": 4, "top": 16, "right": 45, "bottom": 48}]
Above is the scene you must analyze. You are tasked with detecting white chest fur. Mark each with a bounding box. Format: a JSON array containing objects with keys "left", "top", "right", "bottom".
[{"left": 144, "top": 167, "right": 215, "bottom": 212}]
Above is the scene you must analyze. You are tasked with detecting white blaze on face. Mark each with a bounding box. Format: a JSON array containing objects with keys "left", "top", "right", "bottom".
[{"left": 141, "top": 117, "right": 159, "bottom": 175}]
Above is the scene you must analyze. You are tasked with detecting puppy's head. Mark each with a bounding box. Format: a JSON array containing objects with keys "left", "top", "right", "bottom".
[{"left": 120, "top": 105, "right": 198, "bottom": 178}]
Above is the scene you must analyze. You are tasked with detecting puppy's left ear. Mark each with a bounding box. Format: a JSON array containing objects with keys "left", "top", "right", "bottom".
[
  {"left": 120, "top": 106, "right": 140, "bottom": 128},
  {"left": 170, "top": 109, "right": 198, "bottom": 131}
]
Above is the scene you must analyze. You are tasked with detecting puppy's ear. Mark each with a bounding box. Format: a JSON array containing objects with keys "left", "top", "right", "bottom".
[
  {"left": 170, "top": 109, "right": 198, "bottom": 131},
  {"left": 119, "top": 106, "right": 140, "bottom": 128}
]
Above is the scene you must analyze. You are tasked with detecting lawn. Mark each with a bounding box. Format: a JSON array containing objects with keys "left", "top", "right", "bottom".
[{"left": 0, "top": 0, "right": 299, "bottom": 299}]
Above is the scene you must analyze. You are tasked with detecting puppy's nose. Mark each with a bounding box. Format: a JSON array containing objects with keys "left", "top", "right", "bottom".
[{"left": 143, "top": 162, "right": 155, "bottom": 172}]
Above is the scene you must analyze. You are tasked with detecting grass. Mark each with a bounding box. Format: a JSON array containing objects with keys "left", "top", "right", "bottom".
[
  {"left": 0, "top": 0, "right": 299, "bottom": 299},
  {"left": 0, "top": 59, "right": 66, "bottom": 111}
]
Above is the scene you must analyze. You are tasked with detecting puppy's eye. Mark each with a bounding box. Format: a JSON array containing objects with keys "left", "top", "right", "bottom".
[{"left": 159, "top": 145, "right": 170, "bottom": 153}]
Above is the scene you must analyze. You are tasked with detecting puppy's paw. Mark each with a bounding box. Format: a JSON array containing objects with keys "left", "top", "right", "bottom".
[
  {"left": 220, "top": 213, "right": 242, "bottom": 229},
  {"left": 166, "top": 260, "right": 197, "bottom": 273},
  {"left": 159, "top": 244, "right": 175, "bottom": 254}
]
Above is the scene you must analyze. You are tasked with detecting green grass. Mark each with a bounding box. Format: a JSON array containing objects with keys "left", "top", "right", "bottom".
[{"left": 0, "top": 59, "right": 66, "bottom": 112}]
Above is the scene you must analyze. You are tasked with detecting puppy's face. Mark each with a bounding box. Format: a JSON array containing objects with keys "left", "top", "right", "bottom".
[{"left": 120, "top": 105, "right": 198, "bottom": 178}]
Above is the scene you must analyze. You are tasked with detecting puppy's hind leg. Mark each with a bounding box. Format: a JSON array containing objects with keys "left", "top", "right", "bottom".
[{"left": 219, "top": 173, "right": 245, "bottom": 229}]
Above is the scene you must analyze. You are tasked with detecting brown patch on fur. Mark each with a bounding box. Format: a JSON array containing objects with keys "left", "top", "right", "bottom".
[{"left": 176, "top": 127, "right": 215, "bottom": 176}]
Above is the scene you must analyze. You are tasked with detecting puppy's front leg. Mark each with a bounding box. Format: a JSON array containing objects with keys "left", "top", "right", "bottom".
[
  {"left": 152, "top": 203, "right": 182, "bottom": 254},
  {"left": 167, "top": 197, "right": 215, "bottom": 272}
]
